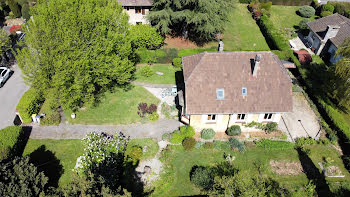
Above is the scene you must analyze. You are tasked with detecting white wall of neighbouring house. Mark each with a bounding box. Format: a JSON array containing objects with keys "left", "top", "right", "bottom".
[{"left": 124, "top": 6, "right": 150, "bottom": 25}]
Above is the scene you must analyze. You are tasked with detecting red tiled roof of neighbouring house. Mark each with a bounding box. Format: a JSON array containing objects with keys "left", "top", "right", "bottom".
[{"left": 182, "top": 51, "right": 293, "bottom": 114}]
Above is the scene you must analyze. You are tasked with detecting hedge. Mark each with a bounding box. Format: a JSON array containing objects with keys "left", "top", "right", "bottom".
[
  {"left": 178, "top": 48, "right": 216, "bottom": 57},
  {"left": 256, "top": 139, "right": 294, "bottom": 150},
  {"left": 0, "top": 126, "right": 24, "bottom": 160},
  {"left": 239, "top": 0, "right": 312, "bottom": 6},
  {"left": 136, "top": 48, "right": 179, "bottom": 64},
  {"left": 170, "top": 126, "right": 195, "bottom": 144},
  {"left": 16, "top": 88, "right": 44, "bottom": 123},
  {"left": 328, "top": 1, "right": 350, "bottom": 18}
]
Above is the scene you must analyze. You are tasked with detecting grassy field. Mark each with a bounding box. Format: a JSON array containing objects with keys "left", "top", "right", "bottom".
[
  {"left": 64, "top": 85, "right": 159, "bottom": 125},
  {"left": 221, "top": 4, "right": 270, "bottom": 51},
  {"left": 151, "top": 144, "right": 350, "bottom": 196},
  {"left": 22, "top": 139, "right": 83, "bottom": 187},
  {"left": 135, "top": 64, "right": 180, "bottom": 85}
]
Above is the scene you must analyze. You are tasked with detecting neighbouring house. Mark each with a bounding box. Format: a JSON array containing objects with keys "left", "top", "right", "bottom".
[
  {"left": 180, "top": 51, "right": 293, "bottom": 132},
  {"left": 305, "top": 13, "right": 350, "bottom": 63},
  {"left": 117, "top": 0, "right": 152, "bottom": 25}
]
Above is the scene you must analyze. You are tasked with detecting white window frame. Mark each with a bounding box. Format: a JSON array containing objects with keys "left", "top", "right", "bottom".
[
  {"left": 206, "top": 114, "right": 217, "bottom": 123},
  {"left": 216, "top": 88, "right": 224, "bottom": 100},
  {"left": 242, "top": 87, "right": 247, "bottom": 96},
  {"left": 236, "top": 113, "right": 246, "bottom": 122},
  {"left": 263, "top": 113, "right": 273, "bottom": 120}
]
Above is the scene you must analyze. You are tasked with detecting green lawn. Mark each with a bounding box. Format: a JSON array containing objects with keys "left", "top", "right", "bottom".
[
  {"left": 152, "top": 144, "right": 350, "bottom": 196},
  {"left": 64, "top": 85, "right": 159, "bottom": 125},
  {"left": 221, "top": 4, "right": 270, "bottom": 51},
  {"left": 135, "top": 64, "right": 180, "bottom": 85},
  {"left": 22, "top": 139, "right": 83, "bottom": 187}
]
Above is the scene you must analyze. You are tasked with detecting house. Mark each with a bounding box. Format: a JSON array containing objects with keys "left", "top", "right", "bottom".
[
  {"left": 305, "top": 13, "right": 350, "bottom": 63},
  {"left": 117, "top": 0, "right": 152, "bottom": 25},
  {"left": 180, "top": 51, "right": 293, "bottom": 132}
]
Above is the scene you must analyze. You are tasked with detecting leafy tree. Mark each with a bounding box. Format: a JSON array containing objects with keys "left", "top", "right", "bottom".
[
  {"left": 0, "top": 28, "right": 11, "bottom": 53},
  {"left": 0, "top": 156, "right": 48, "bottom": 197},
  {"left": 130, "top": 24, "right": 163, "bottom": 49},
  {"left": 334, "top": 38, "right": 350, "bottom": 107},
  {"left": 16, "top": 0, "right": 135, "bottom": 111},
  {"left": 6, "top": 0, "right": 20, "bottom": 18},
  {"left": 148, "top": 0, "right": 232, "bottom": 44}
]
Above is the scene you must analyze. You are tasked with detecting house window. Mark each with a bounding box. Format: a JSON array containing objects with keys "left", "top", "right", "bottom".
[
  {"left": 237, "top": 114, "right": 246, "bottom": 121},
  {"left": 142, "top": 8, "right": 146, "bottom": 15},
  {"left": 216, "top": 89, "right": 224, "bottom": 100},
  {"left": 126, "top": 7, "right": 130, "bottom": 11},
  {"left": 242, "top": 87, "right": 247, "bottom": 96},
  {"left": 264, "top": 113, "right": 273, "bottom": 120},
  {"left": 207, "top": 114, "right": 216, "bottom": 121},
  {"left": 135, "top": 7, "right": 142, "bottom": 14}
]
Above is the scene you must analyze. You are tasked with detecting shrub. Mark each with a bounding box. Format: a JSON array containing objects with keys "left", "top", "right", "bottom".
[
  {"left": 195, "top": 141, "right": 204, "bottom": 149},
  {"left": 170, "top": 126, "right": 195, "bottom": 144},
  {"left": 136, "top": 48, "right": 165, "bottom": 64},
  {"left": 322, "top": 4, "right": 334, "bottom": 13},
  {"left": 226, "top": 125, "right": 241, "bottom": 136},
  {"left": 125, "top": 146, "right": 143, "bottom": 165},
  {"left": 16, "top": 88, "right": 44, "bottom": 123},
  {"left": 137, "top": 103, "right": 157, "bottom": 118},
  {"left": 40, "top": 89, "right": 61, "bottom": 125},
  {"left": 139, "top": 65, "right": 154, "bottom": 77},
  {"left": 299, "top": 18, "right": 310, "bottom": 30},
  {"left": 190, "top": 166, "right": 213, "bottom": 189},
  {"left": 260, "top": 2, "right": 272, "bottom": 11},
  {"left": 180, "top": 125, "right": 195, "bottom": 138},
  {"left": 130, "top": 24, "right": 163, "bottom": 49},
  {"left": 148, "top": 112, "right": 159, "bottom": 122},
  {"left": 182, "top": 137, "right": 196, "bottom": 151},
  {"left": 264, "top": 122, "right": 278, "bottom": 133},
  {"left": 200, "top": 128, "right": 216, "bottom": 140},
  {"left": 295, "top": 137, "right": 317, "bottom": 147},
  {"left": 0, "top": 126, "right": 23, "bottom": 160},
  {"left": 229, "top": 138, "right": 245, "bottom": 152},
  {"left": 172, "top": 57, "right": 182, "bottom": 68},
  {"left": 162, "top": 133, "right": 171, "bottom": 141},
  {"left": 203, "top": 142, "right": 214, "bottom": 149},
  {"left": 321, "top": 11, "right": 332, "bottom": 17},
  {"left": 255, "top": 139, "right": 294, "bottom": 150},
  {"left": 298, "top": 6, "right": 315, "bottom": 18},
  {"left": 329, "top": 2, "right": 350, "bottom": 17},
  {"left": 311, "top": 0, "right": 321, "bottom": 9}
]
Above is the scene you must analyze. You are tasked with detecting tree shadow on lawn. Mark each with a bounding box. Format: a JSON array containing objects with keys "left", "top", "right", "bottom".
[
  {"left": 29, "top": 145, "right": 64, "bottom": 188},
  {"left": 297, "top": 148, "right": 332, "bottom": 197}
]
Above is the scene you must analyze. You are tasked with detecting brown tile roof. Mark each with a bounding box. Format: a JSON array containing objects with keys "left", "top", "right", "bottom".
[
  {"left": 117, "top": 0, "right": 152, "bottom": 6},
  {"left": 182, "top": 51, "right": 293, "bottom": 114},
  {"left": 307, "top": 13, "right": 350, "bottom": 47}
]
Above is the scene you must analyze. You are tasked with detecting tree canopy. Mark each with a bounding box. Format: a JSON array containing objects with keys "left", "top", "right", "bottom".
[
  {"left": 0, "top": 29, "right": 10, "bottom": 54},
  {"left": 129, "top": 24, "right": 164, "bottom": 49},
  {"left": 16, "top": 0, "right": 135, "bottom": 110},
  {"left": 334, "top": 38, "right": 350, "bottom": 107},
  {"left": 147, "top": 0, "right": 232, "bottom": 44}
]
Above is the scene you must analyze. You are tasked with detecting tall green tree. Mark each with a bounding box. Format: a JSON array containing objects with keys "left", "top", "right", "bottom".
[
  {"left": 0, "top": 156, "right": 48, "bottom": 197},
  {"left": 0, "top": 28, "right": 11, "bottom": 53},
  {"left": 147, "top": 0, "right": 232, "bottom": 44},
  {"left": 334, "top": 38, "right": 350, "bottom": 107},
  {"left": 16, "top": 0, "right": 135, "bottom": 111},
  {"left": 7, "top": 0, "right": 20, "bottom": 17}
]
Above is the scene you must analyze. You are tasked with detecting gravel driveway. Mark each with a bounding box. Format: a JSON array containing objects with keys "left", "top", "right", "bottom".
[
  {"left": 279, "top": 92, "right": 321, "bottom": 141},
  {"left": 0, "top": 65, "right": 29, "bottom": 129}
]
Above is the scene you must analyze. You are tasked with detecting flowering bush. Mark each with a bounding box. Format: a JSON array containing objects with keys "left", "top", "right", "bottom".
[
  {"left": 9, "top": 25, "right": 22, "bottom": 34},
  {"left": 74, "top": 132, "right": 128, "bottom": 174},
  {"left": 137, "top": 102, "right": 157, "bottom": 118}
]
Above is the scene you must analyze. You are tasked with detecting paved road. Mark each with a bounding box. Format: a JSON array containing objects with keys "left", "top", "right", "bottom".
[
  {"left": 28, "top": 118, "right": 182, "bottom": 141},
  {"left": 0, "top": 65, "right": 29, "bottom": 129}
]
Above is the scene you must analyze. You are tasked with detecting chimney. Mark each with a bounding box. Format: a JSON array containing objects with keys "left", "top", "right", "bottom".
[
  {"left": 253, "top": 54, "right": 261, "bottom": 77},
  {"left": 324, "top": 25, "right": 340, "bottom": 41},
  {"left": 218, "top": 41, "right": 224, "bottom": 52}
]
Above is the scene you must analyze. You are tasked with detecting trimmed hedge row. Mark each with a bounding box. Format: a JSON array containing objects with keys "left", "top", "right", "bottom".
[
  {"left": 328, "top": 1, "right": 350, "bottom": 18},
  {"left": 16, "top": 88, "right": 44, "bottom": 123},
  {"left": 256, "top": 139, "right": 294, "bottom": 150},
  {"left": 0, "top": 126, "right": 24, "bottom": 160},
  {"left": 239, "top": 0, "right": 311, "bottom": 6}
]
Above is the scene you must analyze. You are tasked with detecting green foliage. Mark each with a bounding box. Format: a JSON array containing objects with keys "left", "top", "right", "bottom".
[
  {"left": 40, "top": 89, "right": 61, "bottom": 125},
  {"left": 148, "top": 112, "right": 159, "bottom": 122},
  {"left": 182, "top": 137, "right": 196, "bottom": 151},
  {"left": 0, "top": 156, "right": 48, "bottom": 196},
  {"left": 226, "top": 125, "right": 241, "bottom": 136},
  {"left": 136, "top": 48, "right": 165, "bottom": 65},
  {"left": 298, "top": 18, "right": 310, "bottom": 30},
  {"left": 260, "top": 2, "right": 272, "bottom": 12},
  {"left": 161, "top": 103, "right": 178, "bottom": 119},
  {"left": 162, "top": 133, "right": 171, "bottom": 141},
  {"left": 229, "top": 138, "right": 245, "bottom": 152},
  {"left": 125, "top": 146, "right": 142, "bottom": 165},
  {"left": 321, "top": 11, "right": 333, "bottom": 17},
  {"left": 272, "top": 50, "right": 290, "bottom": 60},
  {"left": 200, "top": 128, "right": 216, "bottom": 140},
  {"left": 16, "top": 88, "right": 44, "bottom": 123},
  {"left": 21, "top": 3, "right": 30, "bottom": 20},
  {"left": 190, "top": 166, "right": 213, "bottom": 189},
  {"left": 259, "top": 15, "right": 290, "bottom": 51},
  {"left": 334, "top": 39, "right": 350, "bottom": 107},
  {"left": 148, "top": 0, "right": 232, "bottom": 43},
  {"left": 172, "top": 57, "right": 182, "bottom": 69},
  {"left": 298, "top": 6, "right": 315, "bottom": 18},
  {"left": 0, "top": 29, "right": 11, "bottom": 53},
  {"left": 0, "top": 126, "right": 23, "bottom": 160},
  {"left": 16, "top": 0, "right": 134, "bottom": 111},
  {"left": 255, "top": 139, "right": 294, "bottom": 150},
  {"left": 126, "top": 138, "right": 159, "bottom": 160},
  {"left": 322, "top": 4, "right": 335, "bottom": 13},
  {"left": 138, "top": 65, "right": 154, "bottom": 77},
  {"left": 130, "top": 24, "right": 163, "bottom": 49},
  {"left": 170, "top": 126, "right": 195, "bottom": 144},
  {"left": 213, "top": 140, "right": 231, "bottom": 150},
  {"left": 240, "top": 0, "right": 312, "bottom": 6},
  {"left": 203, "top": 142, "right": 214, "bottom": 149},
  {"left": 328, "top": 2, "right": 350, "bottom": 18},
  {"left": 264, "top": 122, "right": 278, "bottom": 133},
  {"left": 295, "top": 137, "right": 317, "bottom": 147},
  {"left": 7, "top": 0, "right": 21, "bottom": 18}
]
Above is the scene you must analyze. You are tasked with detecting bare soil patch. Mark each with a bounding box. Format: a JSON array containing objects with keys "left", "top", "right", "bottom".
[
  {"left": 163, "top": 36, "right": 216, "bottom": 49},
  {"left": 270, "top": 160, "right": 303, "bottom": 176}
]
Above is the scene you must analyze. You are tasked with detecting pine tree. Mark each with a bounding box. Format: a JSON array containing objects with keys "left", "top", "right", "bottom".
[{"left": 334, "top": 39, "right": 350, "bottom": 107}]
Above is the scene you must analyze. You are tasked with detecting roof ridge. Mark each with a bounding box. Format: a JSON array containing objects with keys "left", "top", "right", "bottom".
[{"left": 185, "top": 52, "right": 207, "bottom": 82}]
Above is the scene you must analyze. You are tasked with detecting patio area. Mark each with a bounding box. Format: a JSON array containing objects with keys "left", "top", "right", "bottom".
[{"left": 289, "top": 34, "right": 314, "bottom": 55}]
